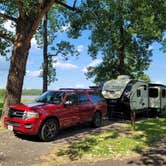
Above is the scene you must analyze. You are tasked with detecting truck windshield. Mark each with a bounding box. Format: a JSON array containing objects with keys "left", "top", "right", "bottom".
[{"left": 36, "top": 91, "right": 65, "bottom": 104}]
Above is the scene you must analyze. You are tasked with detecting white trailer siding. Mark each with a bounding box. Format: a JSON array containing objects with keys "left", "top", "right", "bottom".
[
  {"left": 149, "top": 84, "right": 166, "bottom": 115},
  {"left": 130, "top": 82, "right": 149, "bottom": 111},
  {"left": 161, "top": 88, "right": 166, "bottom": 110}
]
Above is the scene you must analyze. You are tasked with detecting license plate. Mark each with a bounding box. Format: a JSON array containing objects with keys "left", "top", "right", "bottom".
[{"left": 7, "top": 125, "right": 13, "bottom": 131}]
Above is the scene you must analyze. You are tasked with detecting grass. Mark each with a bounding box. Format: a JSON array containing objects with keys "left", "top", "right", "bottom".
[
  {"left": 0, "top": 89, "right": 42, "bottom": 97},
  {"left": 40, "top": 118, "right": 166, "bottom": 166},
  {"left": 0, "top": 97, "right": 3, "bottom": 117},
  {"left": 0, "top": 98, "right": 4, "bottom": 131}
]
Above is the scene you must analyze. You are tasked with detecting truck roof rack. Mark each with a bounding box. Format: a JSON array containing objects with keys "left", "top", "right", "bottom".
[
  {"left": 59, "top": 88, "right": 89, "bottom": 91},
  {"left": 59, "top": 88, "right": 100, "bottom": 91},
  {"left": 89, "top": 86, "right": 101, "bottom": 90}
]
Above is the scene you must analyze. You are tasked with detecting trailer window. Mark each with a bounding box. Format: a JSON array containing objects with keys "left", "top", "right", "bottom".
[
  {"left": 137, "top": 89, "right": 141, "bottom": 97},
  {"left": 162, "top": 89, "right": 166, "bottom": 98},
  {"left": 149, "top": 88, "right": 158, "bottom": 98}
]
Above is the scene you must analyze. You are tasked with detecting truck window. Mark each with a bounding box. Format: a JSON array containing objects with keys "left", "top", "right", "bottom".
[
  {"left": 89, "top": 93, "right": 105, "bottom": 103},
  {"left": 149, "top": 88, "right": 158, "bottom": 98},
  {"left": 37, "top": 91, "right": 65, "bottom": 104},
  {"left": 78, "top": 94, "right": 90, "bottom": 104},
  {"left": 65, "top": 94, "right": 78, "bottom": 105}
]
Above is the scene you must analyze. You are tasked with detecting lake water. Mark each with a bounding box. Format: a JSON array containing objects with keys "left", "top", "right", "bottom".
[{"left": 21, "top": 95, "right": 39, "bottom": 101}]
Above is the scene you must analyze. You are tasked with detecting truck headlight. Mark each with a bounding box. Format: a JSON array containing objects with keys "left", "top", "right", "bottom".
[{"left": 23, "top": 111, "right": 39, "bottom": 119}]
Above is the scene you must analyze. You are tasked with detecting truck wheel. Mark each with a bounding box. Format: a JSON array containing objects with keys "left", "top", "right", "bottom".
[
  {"left": 92, "top": 112, "right": 102, "bottom": 128},
  {"left": 39, "top": 119, "right": 59, "bottom": 141}
]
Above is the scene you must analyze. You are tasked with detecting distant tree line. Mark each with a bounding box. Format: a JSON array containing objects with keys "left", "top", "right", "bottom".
[{"left": 0, "top": 89, "right": 42, "bottom": 97}]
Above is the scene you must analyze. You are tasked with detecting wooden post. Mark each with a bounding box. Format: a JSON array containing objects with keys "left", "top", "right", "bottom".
[{"left": 131, "top": 111, "right": 136, "bottom": 130}]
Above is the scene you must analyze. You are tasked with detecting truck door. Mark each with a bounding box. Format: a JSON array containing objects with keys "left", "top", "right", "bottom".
[
  {"left": 61, "top": 94, "right": 79, "bottom": 127},
  {"left": 78, "top": 93, "right": 94, "bottom": 123},
  {"left": 130, "top": 85, "right": 148, "bottom": 111}
]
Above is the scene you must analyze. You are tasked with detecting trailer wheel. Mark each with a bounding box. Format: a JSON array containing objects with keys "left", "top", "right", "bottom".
[
  {"left": 92, "top": 112, "right": 102, "bottom": 128},
  {"left": 39, "top": 118, "right": 59, "bottom": 141}
]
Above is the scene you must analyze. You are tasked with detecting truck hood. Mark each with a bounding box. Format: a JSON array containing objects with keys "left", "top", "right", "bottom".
[{"left": 10, "top": 102, "right": 59, "bottom": 111}]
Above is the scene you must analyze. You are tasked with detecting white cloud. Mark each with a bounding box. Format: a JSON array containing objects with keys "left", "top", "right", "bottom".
[
  {"left": 53, "top": 61, "right": 78, "bottom": 70},
  {"left": 148, "top": 45, "right": 153, "bottom": 51},
  {"left": 82, "top": 59, "right": 102, "bottom": 73},
  {"left": 75, "top": 84, "right": 85, "bottom": 88},
  {"left": 26, "top": 70, "right": 42, "bottom": 77},
  {"left": 77, "top": 45, "right": 84, "bottom": 53},
  {"left": 31, "top": 37, "right": 40, "bottom": 49},
  {"left": 31, "top": 38, "right": 37, "bottom": 46},
  {"left": 4, "top": 20, "right": 15, "bottom": 32},
  {"left": 61, "top": 24, "right": 71, "bottom": 32}
]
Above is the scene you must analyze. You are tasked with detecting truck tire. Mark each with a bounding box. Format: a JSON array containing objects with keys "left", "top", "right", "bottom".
[
  {"left": 39, "top": 118, "right": 59, "bottom": 141},
  {"left": 92, "top": 112, "right": 102, "bottom": 128}
]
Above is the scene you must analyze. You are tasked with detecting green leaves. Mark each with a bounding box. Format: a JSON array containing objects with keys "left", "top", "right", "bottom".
[
  {"left": 51, "top": 41, "right": 79, "bottom": 59},
  {"left": 66, "top": 0, "right": 166, "bottom": 83}
]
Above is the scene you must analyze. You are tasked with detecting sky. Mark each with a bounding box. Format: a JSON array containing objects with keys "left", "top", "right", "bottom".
[{"left": 0, "top": 8, "right": 166, "bottom": 90}]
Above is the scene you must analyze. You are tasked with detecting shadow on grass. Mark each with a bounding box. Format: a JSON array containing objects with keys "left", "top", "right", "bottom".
[
  {"left": 128, "top": 118, "right": 166, "bottom": 166},
  {"left": 135, "top": 118, "right": 166, "bottom": 146},
  {"left": 55, "top": 125, "right": 128, "bottom": 161},
  {"left": 57, "top": 137, "right": 98, "bottom": 160},
  {"left": 55, "top": 118, "right": 166, "bottom": 163},
  {"left": 0, "top": 101, "right": 3, "bottom": 117},
  {"left": 128, "top": 138, "right": 166, "bottom": 166}
]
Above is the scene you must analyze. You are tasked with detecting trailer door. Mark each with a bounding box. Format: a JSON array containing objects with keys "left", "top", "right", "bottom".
[
  {"left": 130, "top": 85, "right": 148, "bottom": 111},
  {"left": 149, "top": 87, "right": 160, "bottom": 109}
]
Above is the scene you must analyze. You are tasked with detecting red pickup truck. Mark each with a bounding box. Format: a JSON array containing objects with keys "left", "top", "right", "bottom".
[{"left": 4, "top": 88, "right": 107, "bottom": 141}]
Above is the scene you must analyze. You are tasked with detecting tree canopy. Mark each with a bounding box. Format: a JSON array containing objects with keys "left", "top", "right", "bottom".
[{"left": 65, "top": 0, "right": 166, "bottom": 83}]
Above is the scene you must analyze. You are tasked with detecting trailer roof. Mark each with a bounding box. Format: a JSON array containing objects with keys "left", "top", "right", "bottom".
[{"left": 149, "top": 83, "right": 166, "bottom": 88}]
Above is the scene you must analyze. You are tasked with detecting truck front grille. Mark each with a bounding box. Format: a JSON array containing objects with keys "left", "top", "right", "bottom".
[{"left": 8, "top": 109, "right": 24, "bottom": 119}]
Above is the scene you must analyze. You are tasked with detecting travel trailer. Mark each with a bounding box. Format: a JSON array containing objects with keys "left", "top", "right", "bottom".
[{"left": 102, "top": 75, "right": 166, "bottom": 118}]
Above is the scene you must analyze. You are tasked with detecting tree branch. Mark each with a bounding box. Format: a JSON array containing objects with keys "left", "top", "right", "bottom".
[
  {"left": 56, "top": 0, "right": 80, "bottom": 12},
  {"left": 48, "top": 51, "right": 59, "bottom": 57},
  {"left": 0, "top": 31, "right": 14, "bottom": 43},
  {"left": 15, "top": 1, "right": 24, "bottom": 16},
  {"left": 0, "top": 13, "right": 17, "bottom": 22}
]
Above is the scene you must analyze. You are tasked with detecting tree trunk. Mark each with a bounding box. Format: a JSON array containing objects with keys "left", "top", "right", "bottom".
[
  {"left": 42, "top": 13, "right": 48, "bottom": 93},
  {"left": 119, "top": 23, "right": 125, "bottom": 74},
  {"left": 131, "top": 111, "right": 136, "bottom": 130},
  {"left": 1, "top": 17, "right": 33, "bottom": 120}
]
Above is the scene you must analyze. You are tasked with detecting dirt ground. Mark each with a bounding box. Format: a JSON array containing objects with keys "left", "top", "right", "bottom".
[{"left": 0, "top": 120, "right": 165, "bottom": 166}]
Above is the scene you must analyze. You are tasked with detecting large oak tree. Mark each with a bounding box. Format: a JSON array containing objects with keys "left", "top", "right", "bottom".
[{"left": 0, "top": 0, "right": 78, "bottom": 118}]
